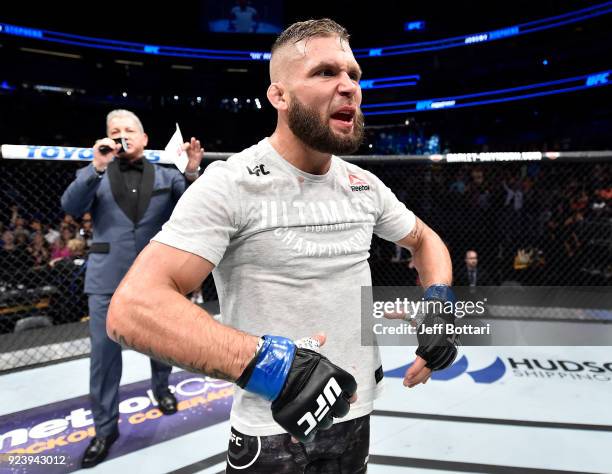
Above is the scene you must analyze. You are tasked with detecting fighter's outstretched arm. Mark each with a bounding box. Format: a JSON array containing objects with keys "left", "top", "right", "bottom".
[
  {"left": 394, "top": 217, "right": 456, "bottom": 387},
  {"left": 106, "top": 240, "right": 259, "bottom": 381}
]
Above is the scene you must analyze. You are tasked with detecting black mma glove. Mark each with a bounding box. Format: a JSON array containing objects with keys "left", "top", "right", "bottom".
[
  {"left": 236, "top": 335, "right": 357, "bottom": 442},
  {"left": 415, "top": 284, "right": 459, "bottom": 371}
]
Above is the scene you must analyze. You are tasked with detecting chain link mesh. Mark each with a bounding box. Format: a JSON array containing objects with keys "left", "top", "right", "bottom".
[{"left": 1, "top": 157, "right": 610, "bottom": 371}]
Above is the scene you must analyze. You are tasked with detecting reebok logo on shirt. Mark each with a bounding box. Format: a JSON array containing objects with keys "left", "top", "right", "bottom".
[
  {"left": 349, "top": 174, "right": 370, "bottom": 192},
  {"left": 247, "top": 164, "right": 270, "bottom": 176}
]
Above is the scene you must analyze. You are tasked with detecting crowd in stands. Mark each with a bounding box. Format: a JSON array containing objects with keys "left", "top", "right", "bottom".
[
  {"left": 0, "top": 206, "right": 91, "bottom": 288},
  {"left": 373, "top": 161, "right": 612, "bottom": 286},
  {"left": 2, "top": 162, "right": 611, "bottom": 292},
  {"left": 0, "top": 206, "right": 90, "bottom": 330}
]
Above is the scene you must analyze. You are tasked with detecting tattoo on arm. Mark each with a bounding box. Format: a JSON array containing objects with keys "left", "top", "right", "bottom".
[
  {"left": 112, "top": 330, "right": 234, "bottom": 382},
  {"left": 409, "top": 218, "right": 424, "bottom": 242}
]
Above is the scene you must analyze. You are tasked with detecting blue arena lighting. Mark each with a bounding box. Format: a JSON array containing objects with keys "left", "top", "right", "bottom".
[
  {"left": 362, "top": 75, "right": 585, "bottom": 109},
  {"left": 354, "top": 1, "right": 612, "bottom": 57},
  {"left": 1, "top": 80, "right": 16, "bottom": 91},
  {"left": 488, "top": 26, "right": 520, "bottom": 40},
  {"left": 1, "top": 24, "right": 43, "bottom": 38},
  {"left": 0, "top": 22, "right": 269, "bottom": 60},
  {"left": 362, "top": 70, "right": 612, "bottom": 115},
  {"left": 404, "top": 21, "right": 425, "bottom": 31},
  {"left": 586, "top": 72, "right": 610, "bottom": 86},
  {"left": 0, "top": 2, "right": 610, "bottom": 61},
  {"left": 360, "top": 74, "right": 420, "bottom": 90},
  {"left": 144, "top": 45, "right": 160, "bottom": 54},
  {"left": 361, "top": 81, "right": 419, "bottom": 89}
]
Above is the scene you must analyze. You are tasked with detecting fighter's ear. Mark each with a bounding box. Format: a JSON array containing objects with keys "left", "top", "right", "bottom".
[{"left": 267, "top": 82, "right": 288, "bottom": 111}]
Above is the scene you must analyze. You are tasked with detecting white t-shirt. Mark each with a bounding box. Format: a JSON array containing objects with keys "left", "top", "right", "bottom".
[{"left": 153, "top": 138, "right": 416, "bottom": 435}]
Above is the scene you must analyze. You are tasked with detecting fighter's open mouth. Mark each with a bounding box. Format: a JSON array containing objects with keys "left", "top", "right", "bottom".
[{"left": 331, "top": 112, "right": 354, "bottom": 122}]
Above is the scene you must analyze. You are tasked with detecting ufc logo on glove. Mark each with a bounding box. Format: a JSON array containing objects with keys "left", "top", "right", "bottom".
[
  {"left": 236, "top": 335, "right": 357, "bottom": 443},
  {"left": 297, "top": 377, "right": 343, "bottom": 437}
]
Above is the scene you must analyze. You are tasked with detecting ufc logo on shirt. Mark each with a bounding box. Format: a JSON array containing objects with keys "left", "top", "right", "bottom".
[
  {"left": 297, "top": 377, "right": 342, "bottom": 437},
  {"left": 247, "top": 164, "right": 270, "bottom": 176}
]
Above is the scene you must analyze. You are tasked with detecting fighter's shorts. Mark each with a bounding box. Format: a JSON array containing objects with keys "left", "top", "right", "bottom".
[{"left": 225, "top": 414, "right": 370, "bottom": 473}]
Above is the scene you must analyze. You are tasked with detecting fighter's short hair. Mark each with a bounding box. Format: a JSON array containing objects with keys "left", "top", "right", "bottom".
[{"left": 271, "top": 18, "right": 349, "bottom": 55}]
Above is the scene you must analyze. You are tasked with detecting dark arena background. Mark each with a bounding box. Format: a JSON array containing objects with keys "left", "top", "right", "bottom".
[{"left": 1, "top": 2, "right": 611, "bottom": 473}]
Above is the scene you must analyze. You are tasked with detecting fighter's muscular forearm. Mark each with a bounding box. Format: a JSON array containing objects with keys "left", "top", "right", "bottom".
[
  {"left": 107, "top": 242, "right": 357, "bottom": 443},
  {"left": 398, "top": 217, "right": 452, "bottom": 288},
  {"left": 109, "top": 294, "right": 257, "bottom": 381},
  {"left": 107, "top": 246, "right": 259, "bottom": 381}
]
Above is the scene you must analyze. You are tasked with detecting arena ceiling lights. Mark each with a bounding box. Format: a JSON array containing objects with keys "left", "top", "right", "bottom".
[{"left": 1, "top": 2, "right": 611, "bottom": 61}]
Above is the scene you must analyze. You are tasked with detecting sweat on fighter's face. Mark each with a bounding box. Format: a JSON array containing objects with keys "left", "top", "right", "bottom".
[
  {"left": 106, "top": 116, "right": 148, "bottom": 158},
  {"left": 272, "top": 35, "right": 363, "bottom": 138}
]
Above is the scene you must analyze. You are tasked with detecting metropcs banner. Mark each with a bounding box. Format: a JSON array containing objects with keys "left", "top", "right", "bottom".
[{"left": 0, "top": 371, "right": 233, "bottom": 473}]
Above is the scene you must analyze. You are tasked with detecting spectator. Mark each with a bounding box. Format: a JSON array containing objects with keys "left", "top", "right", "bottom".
[
  {"left": 62, "top": 214, "right": 77, "bottom": 228},
  {"left": 0, "top": 230, "right": 15, "bottom": 251},
  {"left": 503, "top": 177, "right": 524, "bottom": 211},
  {"left": 30, "top": 218, "right": 43, "bottom": 235},
  {"left": 78, "top": 213, "right": 94, "bottom": 248},
  {"left": 48, "top": 239, "right": 88, "bottom": 326},
  {"left": 12, "top": 215, "right": 31, "bottom": 242},
  {"left": 9, "top": 205, "right": 20, "bottom": 228},
  {"left": 51, "top": 226, "right": 75, "bottom": 262},
  {"left": 449, "top": 170, "right": 467, "bottom": 194},
  {"left": 0, "top": 229, "right": 34, "bottom": 286},
  {"left": 14, "top": 231, "right": 29, "bottom": 247},
  {"left": 455, "top": 249, "right": 492, "bottom": 286},
  {"left": 27, "top": 231, "right": 51, "bottom": 285},
  {"left": 31, "top": 234, "right": 48, "bottom": 263},
  {"left": 67, "top": 238, "right": 86, "bottom": 260}
]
